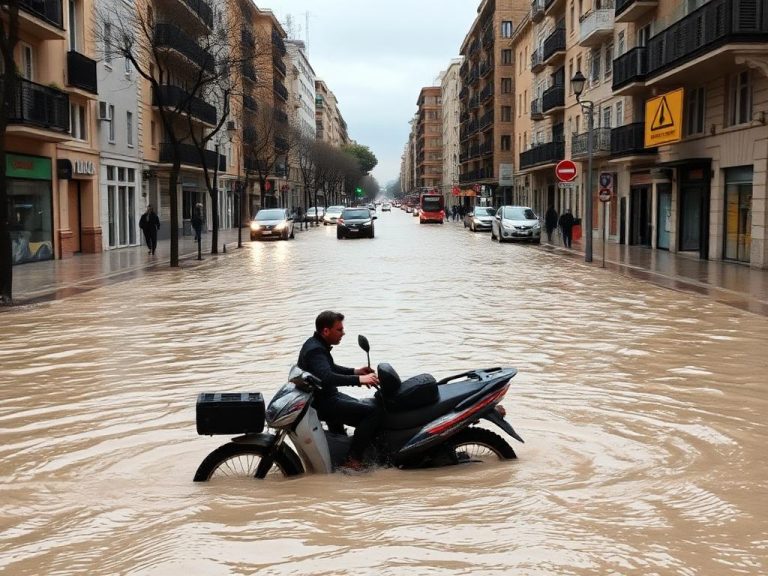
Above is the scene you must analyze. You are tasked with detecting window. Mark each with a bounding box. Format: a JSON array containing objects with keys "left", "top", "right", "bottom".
[
  {"left": 108, "top": 105, "right": 115, "bottom": 142},
  {"left": 569, "top": 2, "right": 575, "bottom": 31},
  {"left": 501, "top": 135, "right": 511, "bottom": 151},
  {"left": 150, "top": 120, "right": 156, "bottom": 147},
  {"left": 68, "top": 0, "right": 79, "bottom": 51},
  {"left": 727, "top": 71, "right": 752, "bottom": 126},
  {"left": 591, "top": 49, "right": 601, "bottom": 82},
  {"left": 70, "top": 103, "right": 86, "bottom": 140},
  {"left": 501, "top": 21, "right": 513, "bottom": 37},
  {"left": 501, "top": 49, "right": 512, "bottom": 65},
  {"left": 124, "top": 56, "right": 132, "bottom": 76},
  {"left": 604, "top": 43, "right": 613, "bottom": 78},
  {"left": 501, "top": 77, "right": 512, "bottom": 93},
  {"left": 684, "top": 86, "right": 705, "bottom": 136},
  {"left": 618, "top": 31, "right": 625, "bottom": 55},
  {"left": 576, "top": 55, "right": 582, "bottom": 79},
  {"left": 602, "top": 106, "right": 612, "bottom": 129},
  {"left": 126, "top": 111, "right": 133, "bottom": 146},
  {"left": 568, "top": 58, "right": 574, "bottom": 93},
  {"left": 518, "top": 94, "right": 522, "bottom": 117},
  {"left": 21, "top": 44, "right": 34, "bottom": 79},
  {"left": 638, "top": 24, "right": 651, "bottom": 48},
  {"left": 518, "top": 51, "right": 523, "bottom": 74},
  {"left": 104, "top": 22, "right": 112, "bottom": 64},
  {"left": 615, "top": 101, "right": 623, "bottom": 127}
]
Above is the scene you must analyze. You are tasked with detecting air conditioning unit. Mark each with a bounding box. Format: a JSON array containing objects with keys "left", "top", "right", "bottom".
[
  {"left": 97, "top": 101, "right": 112, "bottom": 122},
  {"left": 226, "top": 120, "right": 237, "bottom": 131}
]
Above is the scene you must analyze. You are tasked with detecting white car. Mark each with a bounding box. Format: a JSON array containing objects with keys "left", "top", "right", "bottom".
[
  {"left": 491, "top": 206, "right": 541, "bottom": 244},
  {"left": 381, "top": 203, "right": 392, "bottom": 212},
  {"left": 323, "top": 205, "right": 345, "bottom": 225},
  {"left": 305, "top": 206, "right": 325, "bottom": 223}
]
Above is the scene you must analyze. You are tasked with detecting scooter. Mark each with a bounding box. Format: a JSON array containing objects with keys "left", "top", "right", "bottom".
[{"left": 193, "top": 336, "right": 523, "bottom": 481}]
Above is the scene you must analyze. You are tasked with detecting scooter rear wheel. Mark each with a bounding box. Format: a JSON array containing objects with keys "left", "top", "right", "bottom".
[
  {"left": 193, "top": 442, "right": 304, "bottom": 481},
  {"left": 448, "top": 427, "right": 517, "bottom": 462}
]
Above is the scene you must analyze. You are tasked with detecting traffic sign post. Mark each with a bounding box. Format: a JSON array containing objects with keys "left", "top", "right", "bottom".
[
  {"left": 555, "top": 160, "right": 577, "bottom": 182},
  {"left": 598, "top": 172, "right": 614, "bottom": 268}
]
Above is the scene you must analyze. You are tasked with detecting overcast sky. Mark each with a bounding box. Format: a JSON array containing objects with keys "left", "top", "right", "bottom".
[{"left": 263, "top": 1, "right": 481, "bottom": 188}]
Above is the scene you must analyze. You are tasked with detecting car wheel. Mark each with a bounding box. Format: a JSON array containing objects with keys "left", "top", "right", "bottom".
[
  {"left": 370, "top": 227, "right": 375, "bottom": 239},
  {"left": 289, "top": 227, "right": 295, "bottom": 239},
  {"left": 491, "top": 227, "right": 496, "bottom": 240},
  {"left": 337, "top": 230, "right": 343, "bottom": 240}
]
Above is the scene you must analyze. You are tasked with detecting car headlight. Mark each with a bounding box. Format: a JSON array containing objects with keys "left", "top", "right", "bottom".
[
  {"left": 532, "top": 222, "right": 541, "bottom": 229},
  {"left": 250, "top": 222, "right": 260, "bottom": 231},
  {"left": 473, "top": 218, "right": 482, "bottom": 225},
  {"left": 362, "top": 221, "right": 372, "bottom": 226},
  {"left": 502, "top": 220, "right": 513, "bottom": 229},
  {"left": 275, "top": 221, "right": 286, "bottom": 230}
]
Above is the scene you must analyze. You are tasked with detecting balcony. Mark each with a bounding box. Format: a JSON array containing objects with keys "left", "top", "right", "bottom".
[
  {"left": 274, "top": 136, "right": 288, "bottom": 153},
  {"left": 66, "top": 50, "right": 97, "bottom": 95},
  {"left": 479, "top": 59, "right": 493, "bottom": 78},
  {"left": 542, "top": 84, "right": 565, "bottom": 114},
  {"left": 644, "top": 0, "right": 768, "bottom": 86},
  {"left": 180, "top": 0, "right": 213, "bottom": 28},
  {"left": 545, "top": 0, "right": 566, "bottom": 15},
  {"left": 470, "top": 95, "right": 480, "bottom": 109},
  {"left": 579, "top": 4, "right": 615, "bottom": 47},
  {"left": 479, "top": 83, "right": 494, "bottom": 103},
  {"left": 274, "top": 109, "right": 288, "bottom": 124},
  {"left": 154, "top": 23, "right": 214, "bottom": 74},
  {"left": 612, "top": 46, "right": 647, "bottom": 94},
  {"left": 273, "top": 55, "right": 286, "bottom": 77},
  {"left": 481, "top": 24, "right": 494, "bottom": 49},
  {"left": 18, "top": 0, "right": 64, "bottom": 39},
  {"left": 273, "top": 79, "right": 288, "bottom": 101},
  {"left": 154, "top": 85, "right": 216, "bottom": 125},
  {"left": 272, "top": 30, "right": 286, "bottom": 55},
  {"left": 531, "top": 98, "right": 544, "bottom": 120},
  {"left": 155, "top": 0, "right": 213, "bottom": 30},
  {"left": 531, "top": 0, "right": 545, "bottom": 23},
  {"left": 531, "top": 47, "right": 545, "bottom": 73},
  {"left": 519, "top": 141, "right": 565, "bottom": 170},
  {"left": 243, "top": 94, "right": 258, "bottom": 112},
  {"left": 571, "top": 127, "right": 612, "bottom": 158},
  {"left": 242, "top": 63, "right": 257, "bottom": 83},
  {"left": 609, "top": 123, "right": 657, "bottom": 158},
  {"left": 159, "top": 142, "right": 225, "bottom": 171},
  {"left": 543, "top": 28, "right": 566, "bottom": 65},
  {"left": 615, "top": 0, "right": 658, "bottom": 23},
  {"left": 480, "top": 110, "right": 494, "bottom": 131},
  {"left": 3, "top": 76, "right": 69, "bottom": 139}
]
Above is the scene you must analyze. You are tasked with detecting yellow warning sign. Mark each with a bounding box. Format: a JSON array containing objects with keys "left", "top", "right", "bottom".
[{"left": 644, "top": 88, "right": 684, "bottom": 148}]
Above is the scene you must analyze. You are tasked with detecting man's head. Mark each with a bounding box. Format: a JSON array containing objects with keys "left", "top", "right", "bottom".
[
  {"left": 147, "top": 205, "right": 154, "bottom": 213},
  {"left": 315, "top": 310, "right": 345, "bottom": 346}
]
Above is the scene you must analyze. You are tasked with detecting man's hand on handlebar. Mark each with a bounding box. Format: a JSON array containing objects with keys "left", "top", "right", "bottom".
[
  {"left": 354, "top": 366, "right": 375, "bottom": 375},
  {"left": 358, "top": 372, "right": 379, "bottom": 388}
]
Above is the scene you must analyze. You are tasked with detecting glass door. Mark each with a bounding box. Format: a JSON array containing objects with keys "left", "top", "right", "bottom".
[
  {"left": 657, "top": 184, "right": 671, "bottom": 250},
  {"left": 724, "top": 183, "right": 751, "bottom": 262}
]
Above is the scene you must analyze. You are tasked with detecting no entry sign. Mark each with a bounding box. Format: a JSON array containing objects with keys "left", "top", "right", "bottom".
[{"left": 555, "top": 160, "right": 577, "bottom": 182}]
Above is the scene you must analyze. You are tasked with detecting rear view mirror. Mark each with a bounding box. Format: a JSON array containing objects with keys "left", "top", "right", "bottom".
[{"left": 358, "top": 334, "right": 370, "bottom": 352}]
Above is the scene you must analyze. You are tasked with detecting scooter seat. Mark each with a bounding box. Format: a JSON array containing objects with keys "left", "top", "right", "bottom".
[{"left": 382, "top": 379, "right": 486, "bottom": 431}]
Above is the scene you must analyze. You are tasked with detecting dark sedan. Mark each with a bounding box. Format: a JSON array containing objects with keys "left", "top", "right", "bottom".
[{"left": 337, "top": 207, "right": 377, "bottom": 239}]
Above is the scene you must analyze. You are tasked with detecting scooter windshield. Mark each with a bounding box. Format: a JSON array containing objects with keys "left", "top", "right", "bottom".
[{"left": 266, "top": 382, "right": 311, "bottom": 428}]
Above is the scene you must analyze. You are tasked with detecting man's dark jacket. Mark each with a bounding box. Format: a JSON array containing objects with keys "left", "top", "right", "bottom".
[{"left": 297, "top": 333, "right": 358, "bottom": 399}]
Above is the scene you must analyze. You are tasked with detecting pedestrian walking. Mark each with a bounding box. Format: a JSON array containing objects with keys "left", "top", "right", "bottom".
[
  {"left": 558, "top": 208, "right": 575, "bottom": 248},
  {"left": 138, "top": 205, "right": 160, "bottom": 255},
  {"left": 544, "top": 205, "right": 559, "bottom": 243},
  {"left": 295, "top": 206, "right": 304, "bottom": 230},
  {"left": 191, "top": 203, "right": 204, "bottom": 242}
]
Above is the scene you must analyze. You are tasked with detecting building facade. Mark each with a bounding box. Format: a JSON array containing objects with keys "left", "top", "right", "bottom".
[
  {"left": 514, "top": 0, "right": 768, "bottom": 268},
  {"left": 459, "top": 0, "right": 529, "bottom": 207},
  {"left": 415, "top": 86, "right": 443, "bottom": 192},
  {"left": 5, "top": 0, "right": 101, "bottom": 264},
  {"left": 441, "top": 59, "right": 463, "bottom": 208},
  {"left": 315, "top": 80, "right": 349, "bottom": 148}
]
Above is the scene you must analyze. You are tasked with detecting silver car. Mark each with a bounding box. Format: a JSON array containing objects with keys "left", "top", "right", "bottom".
[
  {"left": 491, "top": 206, "right": 541, "bottom": 244},
  {"left": 323, "top": 205, "right": 345, "bottom": 225},
  {"left": 464, "top": 206, "right": 496, "bottom": 232},
  {"left": 250, "top": 208, "right": 295, "bottom": 241}
]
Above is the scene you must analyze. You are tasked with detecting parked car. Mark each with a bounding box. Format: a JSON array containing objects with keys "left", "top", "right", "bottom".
[
  {"left": 405, "top": 205, "right": 413, "bottom": 213},
  {"left": 382, "top": 203, "right": 392, "bottom": 212},
  {"left": 464, "top": 206, "right": 496, "bottom": 232},
  {"left": 323, "top": 205, "right": 345, "bottom": 225},
  {"left": 337, "top": 207, "right": 377, "bottom": 239},
  {"left": 305, "top": 206, "right": 325, "bottom": 223},
  {"left": 367, "top": 202, "right": 376, "bottom": 213},
  {"left": 491, "top": 206, "right": 541, "bottom": 244},
  {"left": 250, "top": 208, "right": 294, "bottom": 241}
]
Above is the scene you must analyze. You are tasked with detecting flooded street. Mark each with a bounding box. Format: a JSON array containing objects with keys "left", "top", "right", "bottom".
[{"left": 1, "top": 210, "right": 767, "bottom": 575}]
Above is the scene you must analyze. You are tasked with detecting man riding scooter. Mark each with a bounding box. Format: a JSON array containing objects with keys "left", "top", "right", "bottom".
[{"left": 297, "top": 311, "right": 383, "bottom": 471}]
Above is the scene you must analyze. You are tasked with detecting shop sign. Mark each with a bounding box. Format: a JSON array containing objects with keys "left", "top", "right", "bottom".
[
  {"left": 498, "top": 163, "right": 514, "bottom": 186},
  {"left": 6, "top": 154, "right": 52, "bottom": 180},
  {"left": 73, "top": 159, "right": 96, "bottom": 176}
]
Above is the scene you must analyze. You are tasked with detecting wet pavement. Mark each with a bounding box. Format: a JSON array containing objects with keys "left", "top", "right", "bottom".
[
  {"left": 1, "top": 209, "right": 767, "bottom": 575},
  {"left": 6, "top": 217, "right": 768, "bottom": 316}
]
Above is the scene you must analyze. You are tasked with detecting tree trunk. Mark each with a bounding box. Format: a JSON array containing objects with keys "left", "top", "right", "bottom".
[
  {"left": 210, "top": 186, "right": 219, "bottom": 254},
  {"left": 169, "top": 161, "right": 181, "bottom": 267}
]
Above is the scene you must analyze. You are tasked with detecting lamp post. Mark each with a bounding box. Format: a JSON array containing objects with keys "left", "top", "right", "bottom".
[{"left": 571, "top": 71, "right": 593, "bottom": 263}]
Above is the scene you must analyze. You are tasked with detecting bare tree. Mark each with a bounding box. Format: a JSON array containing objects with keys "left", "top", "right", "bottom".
[
  {"left": 0, "top": 0, "right": 21, "bottom": 304},
  {"left": 94, "top": 0, "right": 255, "bottom": 264}
]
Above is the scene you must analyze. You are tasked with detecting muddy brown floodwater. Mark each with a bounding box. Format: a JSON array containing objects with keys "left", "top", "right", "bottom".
[{"left": 1, "top": 210, "right": 767, "bottom": 575}]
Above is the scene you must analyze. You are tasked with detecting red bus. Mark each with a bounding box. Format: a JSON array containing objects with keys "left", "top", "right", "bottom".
[{"left": 419, "top": 193, "right": 445, "bottom": 224}]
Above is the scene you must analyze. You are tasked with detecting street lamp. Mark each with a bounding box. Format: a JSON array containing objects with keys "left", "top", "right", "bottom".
[{"left": 571, "top": 70, "right": 593, "bottom": 263}]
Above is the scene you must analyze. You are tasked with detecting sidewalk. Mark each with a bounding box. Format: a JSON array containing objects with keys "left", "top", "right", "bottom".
[{"left": 5, "top": 222, "right": 768, "bottom": 316}]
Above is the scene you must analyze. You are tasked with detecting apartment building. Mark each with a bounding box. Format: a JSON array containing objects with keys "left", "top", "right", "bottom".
[
  {"left": 5, "top": 0, "right": 101, "bottom": 264},
  {"left": 315, "top": 80, "right": 349, "bottom": 148},
  {"left": 285, "top": 39, "right": 316, "bottom": 208},
  {"left": 441, "top": 59, "right": 463, "bottom": 208},
  {"left": 415, "top": 86, "right": 443, "bottom": 192},
  {"left": 96, "top": 0, "right": 142, "bottom": 252},
  {"left": 458, "top": 0, "right": 529, "bottom": 207},
  {"left": 515, "top": 0, "right": 768, "bottom": 268}
]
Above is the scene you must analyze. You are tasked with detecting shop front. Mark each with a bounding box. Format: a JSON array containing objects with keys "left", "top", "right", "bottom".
[
  {"left": 102, "top": 163, "right": 140, "bottom": 249},
  {"left": 6, "top": 153, "right": 54, "bottom": 265},
  {"left": 56, "top": 152, "right": 102, "bottom": 257},
  {"left": 723, "top": 166, "right": 753, "bottom": 264}
]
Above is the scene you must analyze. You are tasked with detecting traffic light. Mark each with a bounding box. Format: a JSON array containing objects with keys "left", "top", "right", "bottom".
[{"left": 355, "top": 187, "right": 363, "bottom": 197}]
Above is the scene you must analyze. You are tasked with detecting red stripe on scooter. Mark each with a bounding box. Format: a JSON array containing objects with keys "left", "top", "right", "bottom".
[{"left": 426, "top": 387, "right": 508, "bottom": 435}]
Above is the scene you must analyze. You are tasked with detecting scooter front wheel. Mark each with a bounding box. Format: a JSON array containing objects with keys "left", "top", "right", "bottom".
[
  {"left": 448, "top": 427, "right": 517, "bottom": 462},
  {"left": 193, "top": 442, "right": 304, "bottom": 481}
]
